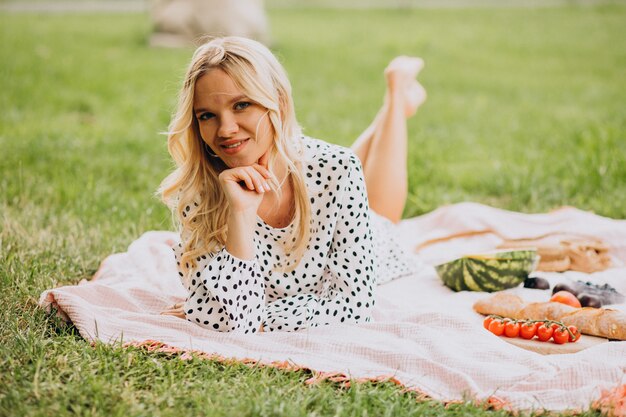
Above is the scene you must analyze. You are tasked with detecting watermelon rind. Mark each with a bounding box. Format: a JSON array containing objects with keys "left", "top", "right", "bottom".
[{"left": 435, "top": 249, "right": 539, "bottom": 292}]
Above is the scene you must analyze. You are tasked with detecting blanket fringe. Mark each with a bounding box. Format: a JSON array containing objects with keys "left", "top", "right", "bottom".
[
  {"left": 304, "top": 371, "right": 404, "bottom": 389},
  {"left": 99, "top": 339, "right": 619, "bottom": 415},
  {"left": 592, "top": 384, "right": 626, "bottom": 417},
  {"left": 481, "top": 395, "right": 515, "bottom": 413},
  {"left": 119, "top": 340, "right": 305, "bottom": 372}
]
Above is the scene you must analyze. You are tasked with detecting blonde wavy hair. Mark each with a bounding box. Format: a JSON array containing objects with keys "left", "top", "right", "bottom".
[{"left": 158, "top": 37, "right": 311, "bottom": 283}]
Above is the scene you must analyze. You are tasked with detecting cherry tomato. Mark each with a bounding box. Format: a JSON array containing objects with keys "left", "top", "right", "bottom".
[
  {"left": 550, "top": 291, "right": 582, "bottom": 308},
  {"left": 537, "top": 323, "right": 554, "bottom": 342},
  {"left": 568, "top": 325, "right": 581, "bottom": 342},
  {"left": 504, "top": 321, "right": 520, "bottom": 338},
  {"left": 483, "top": 316, "right": 494, "bottom": 330},
  {"left": 552, "top": 327, "right": 570, "bottom": 344},
  {"left": 520, "top": 322, "right": 538, "bottom": 339},
  {"left": 488, "top": 319, "right": 505, "bottom": 336},
  {"left": 550, "top": 322, "right": 561, "bottom": 332}
]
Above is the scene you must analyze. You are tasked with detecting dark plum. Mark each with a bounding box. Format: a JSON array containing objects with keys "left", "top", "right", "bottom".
[
  {"left": 577, "top": 293, "right": 603, "bottom": 308},
  {"left": 523, "top": 277, "right": 550, "bottom": 290},
  {"left": 552, "top": 283, "right": 578, "bottom": 296}
]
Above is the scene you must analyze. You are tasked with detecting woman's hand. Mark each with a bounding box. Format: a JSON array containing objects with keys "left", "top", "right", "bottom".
[
  {"left": 384, "top": 56, "right": 427, "bottom": 118},
  {"left": 218, "top": 163, "right": 273, "bottom": 213},
  {"left": 220, "top": 152, "right": 276, "bottom": 260}
]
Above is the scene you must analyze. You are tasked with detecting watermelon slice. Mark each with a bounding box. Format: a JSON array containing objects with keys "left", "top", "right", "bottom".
[{"left": 435, "top": 249, "right": 539, "bottom": 292}]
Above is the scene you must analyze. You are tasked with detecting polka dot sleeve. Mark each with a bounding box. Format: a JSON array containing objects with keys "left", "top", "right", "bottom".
[
  {"left": 262, "top": 153, "right": 376, "bottom": 331},
  {"left": 175, "top": 246, "right": 266, "bottom": 334}
]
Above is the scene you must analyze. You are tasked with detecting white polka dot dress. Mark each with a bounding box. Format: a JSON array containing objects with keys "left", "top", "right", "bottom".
[{"left": 174, "top": 137, "right": 418, "bottom": 333}]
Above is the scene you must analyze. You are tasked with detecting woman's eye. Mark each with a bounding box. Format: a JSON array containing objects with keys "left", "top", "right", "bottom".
[
  {"left": 198, "top": 112, "right": 215, "bottom": 121},
  {"left": 234, "top": 102, "right": 251, "bottom": 111}
]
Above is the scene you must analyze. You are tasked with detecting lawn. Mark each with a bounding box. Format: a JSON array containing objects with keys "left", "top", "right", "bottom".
[{"left": 1, "top": 5, "right": 625, "bottom": 416}]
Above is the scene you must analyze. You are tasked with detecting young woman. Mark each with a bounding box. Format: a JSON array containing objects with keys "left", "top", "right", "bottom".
[{"left": 159, "top": 37, "right": 426, "bottom": 333}]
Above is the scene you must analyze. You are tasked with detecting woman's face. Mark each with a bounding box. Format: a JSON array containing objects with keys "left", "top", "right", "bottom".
[{"left": 193, "top": 68, "right": 274, "bottom": 168}]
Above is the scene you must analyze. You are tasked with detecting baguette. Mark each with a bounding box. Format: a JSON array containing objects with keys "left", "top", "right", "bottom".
[
  {"left": 473, "top": 293, "right": 525, "bottom": 319},
  {"left": 473, "top": 293, "right": 626, "bottom": 340},
  {"left": 561, "top": 308, "right": 626, "bottom": 340},
  {"left": 517, "top": 302, "right": 577, "bottom": 321}
]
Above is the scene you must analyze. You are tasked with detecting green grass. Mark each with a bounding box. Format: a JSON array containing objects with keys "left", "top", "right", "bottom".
[{"left": 1, "top": 5, "right": 624, "bottom": 416}]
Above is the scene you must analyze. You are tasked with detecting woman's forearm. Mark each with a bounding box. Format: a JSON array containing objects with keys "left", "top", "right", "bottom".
[{"left": 225, "top": 209, "right": 258, "bottom": 260}]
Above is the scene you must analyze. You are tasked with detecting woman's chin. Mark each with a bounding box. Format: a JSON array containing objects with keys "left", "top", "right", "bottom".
[{"left": 221, "top": 155, "right": 257, "bottom": 168}]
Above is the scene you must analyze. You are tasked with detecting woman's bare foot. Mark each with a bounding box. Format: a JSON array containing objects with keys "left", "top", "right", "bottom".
[{"left": 384, "top": 56, "right": 427, "bottom": 118}]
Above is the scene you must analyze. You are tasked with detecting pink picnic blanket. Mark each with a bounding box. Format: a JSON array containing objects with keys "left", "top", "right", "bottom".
[{"left": 39, "top": 202, "right": 626, "bottom": 413}]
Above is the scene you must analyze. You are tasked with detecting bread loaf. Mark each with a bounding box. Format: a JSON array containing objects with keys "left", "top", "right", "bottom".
[
  {"left": 472, "top": 293, "right": 626, "bottom": 340},
  {"left": 497, "top": 235, "right": 611, "bottom": 273}
]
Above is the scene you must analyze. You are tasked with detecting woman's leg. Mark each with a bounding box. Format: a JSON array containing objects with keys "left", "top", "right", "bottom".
[
  {"left": 350, "top": 110, "right": 383, "bottom": 166},
  {"left": 352, "top": 57, "right": 426, "bottom": 223}
]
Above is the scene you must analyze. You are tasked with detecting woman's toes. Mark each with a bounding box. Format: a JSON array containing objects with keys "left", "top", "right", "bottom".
[
  {"left": 385, "top": 56, "right": 425, "bottom": 78},
  {"left": 385, "top": 56, "right": 426, "bottom": 95}
]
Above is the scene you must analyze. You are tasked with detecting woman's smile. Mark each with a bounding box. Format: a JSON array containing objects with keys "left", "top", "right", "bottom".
[{"left": 220, "top": 138, "right": 250, "bottom": 154}]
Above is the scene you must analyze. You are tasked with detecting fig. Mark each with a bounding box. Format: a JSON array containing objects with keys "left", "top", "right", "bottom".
[
  {"left": 523, "top": 277, "right": 550, "bottom": 290},
  {"left": 577, "top": 293, "right": 602, "bottom": 308},
  {"left": 552, "top": 283, "right": 578, "bottom": 296}
]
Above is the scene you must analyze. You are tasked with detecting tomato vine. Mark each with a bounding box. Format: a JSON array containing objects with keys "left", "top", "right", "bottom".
[{"left": 483, "top": 315, "right": 581, "bottom": 343}]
